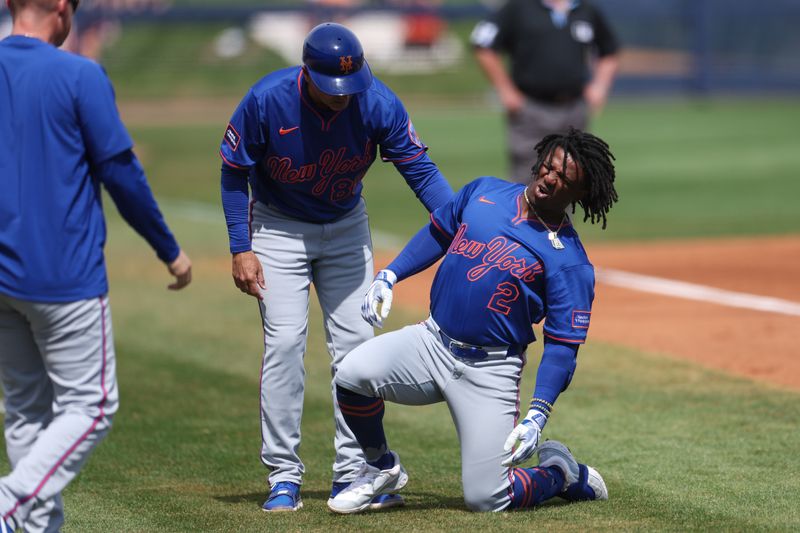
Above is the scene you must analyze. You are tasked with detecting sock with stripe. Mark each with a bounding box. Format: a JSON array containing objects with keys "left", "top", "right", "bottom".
[
  {"left": 509, "top": 466, "right": 565, "bottom": 509},
  {"left": 336, "top": 385, "right": 393, "bottom": 469}
]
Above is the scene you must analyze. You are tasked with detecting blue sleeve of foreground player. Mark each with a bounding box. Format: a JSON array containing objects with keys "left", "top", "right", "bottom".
[
  {"left": 386, "top": 223, "right": 451, "bottom": 282},
  {"left": 531, "top": 340, "right": 578, "bottom": 409},
  {"left": 393, "top": 153, "right": 454, "bottom": 212},
  {"left": 98, "top": 150, "right": 180, "bottom": 263},
  {"left": 221, "top": 163, "right": 251, "bottom": 254}
]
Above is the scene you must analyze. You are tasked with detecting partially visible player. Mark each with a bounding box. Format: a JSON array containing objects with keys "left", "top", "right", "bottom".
[
  {"left": 219, "top": 22, "right": 453, "bottom": 512},
  {"left": 0, "top": 1, "right": 192, "bottom": 531},
  {"left": 328, "top": 128, "right": 618, "bottom": 513}
]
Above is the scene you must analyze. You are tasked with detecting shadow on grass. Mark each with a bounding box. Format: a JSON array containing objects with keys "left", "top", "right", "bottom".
[{"left": 214, "top": 489, "right": 467, "bottom": 511}]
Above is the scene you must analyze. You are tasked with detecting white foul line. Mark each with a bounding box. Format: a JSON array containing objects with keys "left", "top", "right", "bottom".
[{"left": 596, "top": 268, "right": 800, "bottom": 317}]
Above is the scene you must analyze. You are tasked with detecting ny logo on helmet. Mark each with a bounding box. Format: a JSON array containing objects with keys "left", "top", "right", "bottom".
[{"left": 339, "top": 56, "right": 354, "bottom": 74}]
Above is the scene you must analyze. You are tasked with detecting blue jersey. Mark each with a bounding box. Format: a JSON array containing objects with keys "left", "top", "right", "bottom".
[
  {"left": 429, "top": 177, "right": 594, "bottom": 347},
  {"left": 0, "top": 36, "right": 173, "bottom": 302},
  {"left": 219, "top": 66, "right": 451, "bottom": 224}
]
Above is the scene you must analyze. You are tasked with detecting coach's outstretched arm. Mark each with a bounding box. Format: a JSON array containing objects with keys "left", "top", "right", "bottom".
[{"left": 99, "top": 149, "right": 192, "bottom": 290}]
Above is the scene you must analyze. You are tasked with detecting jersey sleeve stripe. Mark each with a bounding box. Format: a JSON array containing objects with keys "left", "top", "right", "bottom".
[
  {"left": 219, "top": 150, "right": 248, "bottom": 170},
  {"left": 380, "top": 147, "right": 428, "bottom": 164},
  {"left": 429, "top": 213, "right": 452, "bottom": 239},
  {"left": 543, "top": 333, "right": 585, "bottom": 344}
]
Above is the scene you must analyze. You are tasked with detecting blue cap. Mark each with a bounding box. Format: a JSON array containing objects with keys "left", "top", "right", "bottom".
[{"left": 302, "top": 23, "right": 373, "bottom": 96}]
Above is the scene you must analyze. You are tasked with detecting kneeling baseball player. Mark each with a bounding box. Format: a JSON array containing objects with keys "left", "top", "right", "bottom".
[{"left": 328, "top": 128, "right": 618, "bottom": 513}]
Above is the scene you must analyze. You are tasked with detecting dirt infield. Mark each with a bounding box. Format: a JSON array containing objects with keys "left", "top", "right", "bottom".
[{"left": 378, "top": 234, "right": 800, "bottom": 391}]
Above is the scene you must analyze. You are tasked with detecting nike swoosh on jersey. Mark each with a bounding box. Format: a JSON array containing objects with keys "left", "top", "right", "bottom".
[
  {"left": 279, "top": 126, "right": 300, "bottom": 135},
  {"left": 478, "top": 196, "right": 495, "bottom": 204}
]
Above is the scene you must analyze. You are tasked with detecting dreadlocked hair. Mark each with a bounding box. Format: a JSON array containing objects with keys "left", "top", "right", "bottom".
[{"left": 532, "top": 127, "right": 618, "bottom": 229}]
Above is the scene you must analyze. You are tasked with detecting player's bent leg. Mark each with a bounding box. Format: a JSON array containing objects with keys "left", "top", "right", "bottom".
[
  {"left": 444, "top": 354, "right": 524, "bottom": 512},
  {"left": 537, "top": 441, "right": 608, "bottom": 502}
]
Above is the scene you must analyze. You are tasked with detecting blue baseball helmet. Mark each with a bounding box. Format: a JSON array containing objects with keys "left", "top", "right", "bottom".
[{"left": 302, "top": 23, "right": 373, "bottom": 96}]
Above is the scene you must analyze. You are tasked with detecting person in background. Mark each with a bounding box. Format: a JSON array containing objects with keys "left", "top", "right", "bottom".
[{"left": 471, "top": 0, "right": 619, "bottom": 183}]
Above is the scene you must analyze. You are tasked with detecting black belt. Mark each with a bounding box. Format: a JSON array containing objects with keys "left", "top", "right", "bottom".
[
  {"left": 526, "top": 92, "right": 582, "bottom": 105},
  {"left": 427, "top": 318, "right": 525, "bottom": 362}
]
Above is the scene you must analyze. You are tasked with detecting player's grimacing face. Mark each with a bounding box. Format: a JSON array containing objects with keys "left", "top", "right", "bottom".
[{"left": 530, "top": 146, "right": 586, "bottom": 215}]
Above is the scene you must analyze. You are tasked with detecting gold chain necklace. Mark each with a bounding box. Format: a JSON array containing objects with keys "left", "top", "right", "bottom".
[{"left": 524, "top": 187, "right": 566, "bottom": 250}]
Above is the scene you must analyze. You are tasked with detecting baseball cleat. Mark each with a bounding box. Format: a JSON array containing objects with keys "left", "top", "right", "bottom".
[
  {"left": 329, "top": 482, "right": 406, "bottom": 510},
  {"left": 327, "top": 451, "right": 408, "bottom": 514},
  {"left": 537, "top": 440, "right": 608, "bottom": 501},
  {"left": 262, "top": 481, "right": 303, "bottom": 512}
]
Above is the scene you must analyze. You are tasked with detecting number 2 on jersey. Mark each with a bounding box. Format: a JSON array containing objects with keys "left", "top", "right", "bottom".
[{"left": 487, "top": 282, "right": 520, "bottom": 315}]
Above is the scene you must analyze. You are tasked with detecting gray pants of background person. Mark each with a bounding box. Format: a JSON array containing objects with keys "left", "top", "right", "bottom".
[
  {"left": 335, "top": 318, "right": 526, "bottom": 512},
  {"left": 508, "top": 97, "right": 588, "bottom": 183},
  {"left": 251, "top": 200, "right": 374, "bottom": 488},
  {"left": 0, "top": 295, "right": 119, "bottom": 533}
]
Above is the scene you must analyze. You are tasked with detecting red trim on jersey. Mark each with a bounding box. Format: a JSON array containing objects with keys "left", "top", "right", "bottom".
[
  {"left": 297, "top": 70, "right": 327, "bottom": 129},
  {"left": 429, "top": 213, "right": 452, "bottom": 239},
  {"left": 381, "top": 147, "right": 427, "bottom": 164},
  {"left": 512, "top": 194, "right": 528, "bottom": 225},
  {"left": 544, "top": 333, "right": 585, "bottom": 344},
  {"left": 219, "top": 150, "right": 248, "bottom": 170}
]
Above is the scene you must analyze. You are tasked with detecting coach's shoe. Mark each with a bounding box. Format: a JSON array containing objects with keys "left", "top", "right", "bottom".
[
  {"left": 329, "top": 482, "right": 405, "bottom": 510},
  {"left": 327, "top": 451, "right": 408, "bottom": 514},
  {"left": 262, "top": 481, "right": 303, "bottom": 512},
  {"left": 537, "top": 440, "right": 608, "bottom": 501}
]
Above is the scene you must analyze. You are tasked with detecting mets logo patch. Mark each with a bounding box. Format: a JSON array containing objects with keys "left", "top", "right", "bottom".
[
  {"left": 224, "top": 123, "right": 241, "bottom": 151},
  {"left": 408, "top": 121, "right": 424, "bottom": 149},
  {"left": 572, "top": 310, "right": 591, "bottom": 329},
  {"left": 339, "top": 55, "right": 354, "bottom": 74}
]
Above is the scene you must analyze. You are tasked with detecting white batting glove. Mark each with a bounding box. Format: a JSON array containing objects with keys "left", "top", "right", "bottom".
[
  {"left": 361, "top": 269, "right": 397, "bottom": 328},
  {"left": 501, "top": 409, "right": 547, "bottom": 467}
]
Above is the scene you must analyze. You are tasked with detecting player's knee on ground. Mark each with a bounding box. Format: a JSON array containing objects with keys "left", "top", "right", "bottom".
[{"left": 462, "top": 482, "right": 507, "bottom": 512}]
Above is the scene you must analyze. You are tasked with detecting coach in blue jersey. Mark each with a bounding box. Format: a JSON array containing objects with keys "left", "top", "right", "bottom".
[
  {"left": 329, "top": 128, "right": 618, "bottom": 513},
  {"left": 219, "top": 22, "right": 453, "bottom": 512},
  {"left": 0, "top": 0, "right": 192, "bottom": 530}
]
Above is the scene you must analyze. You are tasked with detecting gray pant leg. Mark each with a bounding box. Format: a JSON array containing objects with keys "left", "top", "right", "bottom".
[
  {"left": 337, "top": 320, "right": 525, "bottom": 512},
  {"left": 507, "top": 98, "right": 589, "bottom": 184},
  {"left": 0, "top": 295, "right": 118, "bottom": 529},
  {"left": 252, "top": 203, "right": 313, "bottom": 487},
  {"left": 444, "top": 356, "right": 524, "bottom": 512},
  {"left": 335, "top": 323, "right": 446, "bottom": 406},
  {"left": 312, "top": 201, "right": 375, "bottom": 483}
]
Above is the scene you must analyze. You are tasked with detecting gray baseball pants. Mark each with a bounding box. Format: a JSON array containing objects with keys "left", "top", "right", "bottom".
[
  {"left": 508, "top": 97, "right": 588, "bottom": 183},
  {"left": 0, "top": 294, "right": 118, "bottom": 532},
  {"left": 335, "top": 318, "right": 526, "bottom": 512},
  {"left": 251, "top": 200, "right": 374, "bottom": 488}
]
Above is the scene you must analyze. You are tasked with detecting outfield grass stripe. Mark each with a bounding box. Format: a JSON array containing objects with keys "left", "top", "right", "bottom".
[
  {"left": 597, "top": 267, "right": 800, "bottom": 316},
  {"left": 159, "top": 198, "right": 406, "bottom": 249}
]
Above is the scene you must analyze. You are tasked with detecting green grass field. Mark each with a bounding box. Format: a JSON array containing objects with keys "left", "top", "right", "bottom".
[
  {"left": 4, "top": 16, "right": 800, "bottom": 530},
  {"left": 50, "top": 205, "right": 799, "bottom": 532},
  {"left": 12, "top": 99, "right": 790, "bottom": 532}
]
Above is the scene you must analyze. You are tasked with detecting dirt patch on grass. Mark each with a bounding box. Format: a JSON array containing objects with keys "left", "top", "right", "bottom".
[{"left": 377, "top": 235, "right": 800, "bottom": 390}]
